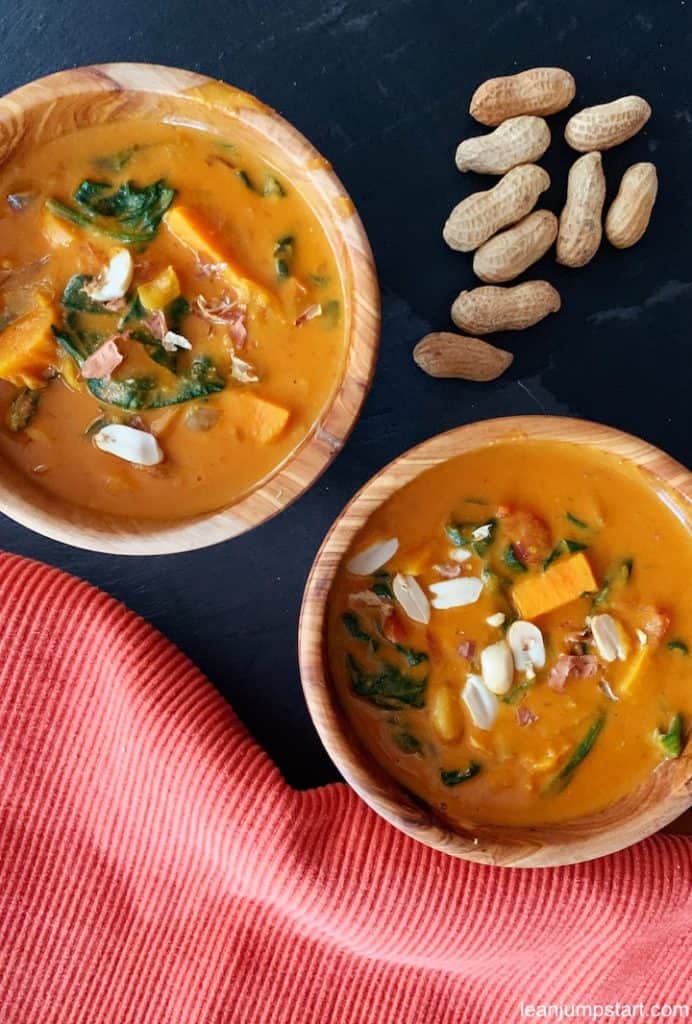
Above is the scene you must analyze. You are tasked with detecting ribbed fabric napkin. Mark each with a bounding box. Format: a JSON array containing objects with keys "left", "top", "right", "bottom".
[{"left": 0, "top": 551, "right": 690, "bottom": 1024}]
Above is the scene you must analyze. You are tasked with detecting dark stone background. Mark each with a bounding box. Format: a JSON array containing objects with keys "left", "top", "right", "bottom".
[{"left": 1, "top": 0, "right": 690, "bottom": 792}]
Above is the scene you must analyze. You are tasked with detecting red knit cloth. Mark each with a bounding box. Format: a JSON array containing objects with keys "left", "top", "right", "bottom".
[{"left": 0, "top": 551, "right": 690, "bottom": 1024}]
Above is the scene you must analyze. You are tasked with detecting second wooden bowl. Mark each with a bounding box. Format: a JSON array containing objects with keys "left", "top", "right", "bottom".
[
  {"left": 0, "top": 64, "right": 379, "bottom": 554},
  {"left": 299, "top": 416, "right": 692, "bottom": 867}
]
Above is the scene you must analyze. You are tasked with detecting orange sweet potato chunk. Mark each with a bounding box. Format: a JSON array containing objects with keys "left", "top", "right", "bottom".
[
  {"left": 164, "top": 206, "right": 273, "bottom": 307},
  {"left": 512, "top": 551, "right": 598, "bottom": 620},
  {"left": 228, "top": 392, "right": 290, "bottom": 444},
  {"left": 0, "top": 296, "right": 59, "bottom": 389}
]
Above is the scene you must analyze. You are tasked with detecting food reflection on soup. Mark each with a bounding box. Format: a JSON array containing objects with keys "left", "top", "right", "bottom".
[
  {"left": 0, "top": 120, "right": 347, "bottom": 519},
  {"left": 327, "top": 441, "right": 691, "bottom": 827}
]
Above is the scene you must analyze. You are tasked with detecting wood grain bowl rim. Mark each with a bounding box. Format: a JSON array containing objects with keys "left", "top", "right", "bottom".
[
  {"left": 298, "top": 415, "right": 692, "bottom": 867},
  {"left": 0, "top": 63, "right": 380, "bottom": 554}
]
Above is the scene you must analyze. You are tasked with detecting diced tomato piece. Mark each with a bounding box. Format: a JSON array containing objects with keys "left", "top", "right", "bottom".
[
  {"left": 502, "top": 508, "right": 552, "bottom": 566},
  {"left": 383, "top": 608, "right": 408, "bottom": 645}
]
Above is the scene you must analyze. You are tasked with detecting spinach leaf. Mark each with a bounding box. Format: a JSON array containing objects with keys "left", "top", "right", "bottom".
[
  {"left": 88, "top": 356, "right": 224, "bottom": 410},
  {"left": 445, "top": 518, "right": 497, "bottom": 556},
  {"left": 591, "top": 581, "right": 611, "bottom": 608},
  {"left": 118, "top": 293, "right": 146, "bottom": 328},
  {"left": 235, "top": 170, "right": 255, "bottom": 191},
  {"left": 566, "top": 512, "right": 589, "bottom": 529},
  {"left": 544, "top": 713, "right": 606, "bottom": 794},
  {"left": 655, "top": 713, "right": 683, "bottom": 758},
  {"left": 502, "top": 680, "right": 535, "bottom": 705},
  {"left": 74, "top": 179, "right": 175, "bottom": 239},
  {"left": 667, "top": 639, "right": 689, "bottom": 655},
  {"left": 394, "top": 731, "right": 422, "bottom": 754},
  {"left": 273, "top": 236, "right": 294, "bottom": 280},
  {"left": 372, "top": 580, "right": 393, "bottom": 600},
  {"left": 440, "top": 763, "right": 481, "bottom": 787},
  {"left": 127, "top": 327, "right": 178, "bottom": 373},
  {"left": 54, "top": 324, "right": 225, "bottom": 410},
  {"left": 93, "top": 146, "right": 141, "bottom": 173},
  {"left": 61, "top": 274, "right": 113, "bottom": 314},
  {"left": 620, "top": 557, "right": 634, "bottom": 581},
  {"left": 309, "top": 273, "right": 330, "bottom": 287},
  {"left": 502, "top": 545, "right": 527, "bottom": 573},
  {"left": 6, "top": 388, "right": 40, "bottom": 432},
  {"left": 347, "top": 655, "right": 426, "bottom": 710},
  {"left": 392, "top": 644, "right": 429, "bottom": 667},
  {"left": 445, "top": 522, "right": 465, "bottom": 547},
  {"left": 342, "top": 611, "right": 379, "bottom": 651},
  {"left": 263, "top": 175, "right": 285, "bottom": 197},
  {"left": 321, "top": 299, "right": 340, "bottom": 328},
  {"left": 166, "top": 295, "right": 190, "bottom": 333},
  {"left": 45, "top": 198, "right": 153, "bottom": 245}
]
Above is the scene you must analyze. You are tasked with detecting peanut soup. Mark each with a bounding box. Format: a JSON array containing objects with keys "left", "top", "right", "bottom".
[
  {"left": 327, "top": 441, "right": 691, "bottom": 827},
  {"left": 0, "top": 120, "right": 346, "bottom": 518}
]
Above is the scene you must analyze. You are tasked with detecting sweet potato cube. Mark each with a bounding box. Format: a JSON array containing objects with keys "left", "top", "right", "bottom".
[
  {"left": 512, "top": 552, "right": 598, "bottom": 620},
  {"left": 41, "top": 205, "right": 79, "bottom": 247},
  {"left": 137, "top": 266, "right": 181, "bottom": 311},
  {"left": 164, "top": 206, "right": 273, "bottom": 307},
  {"left": 0, "top": 296, "right": 59, "bottom": 389},
  {"left": 231, "top": 392, "right": 290, "bottom": 443}
]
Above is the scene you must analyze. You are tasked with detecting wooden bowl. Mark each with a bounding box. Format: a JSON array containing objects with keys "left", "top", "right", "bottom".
[
  {"left": 0, "top": 64, "right": 379, "bottom": 554},
  {"left": 299, "top": 416, "right": 692, "bottom": 867}
]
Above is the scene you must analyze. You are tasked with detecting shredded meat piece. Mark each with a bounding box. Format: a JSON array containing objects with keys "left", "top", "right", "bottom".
[
  {"left": 434, "top": 562, "right": 461, "bottom": 579},
  {"left": 458, "top": 640, "right": 476, "bottom": 660},
  {"left": 194, "top": 296, "right": 248, "bottom": 349},
  {"left": 80, "top": 338, "right": 123, "bottom": 381},
  {"left": 143, "top": 310, "right": 167, "bottom": 341},
  {"left": 101, "top": 297, "right": 127, "bottom": 313},
  {"left": 548, "top": 654, "right": 599, "bottom": 692},
  {"left": 517, "top": 706, "right": 538, "bottom": 726}
]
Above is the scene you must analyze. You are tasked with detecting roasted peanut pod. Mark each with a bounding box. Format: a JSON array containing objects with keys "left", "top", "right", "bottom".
[
  {"left": 455, "top": 116, "right": 551, "bottom": 175},
  {"left": 443, "top": 164, "right": 550, "bottom": 253},
  {"left": 605, "top": 163, "right": 658, "bottom": 249},
  {"left": 565, "top": 96, "right": 651, "bottom": 152},
  {"left": 473, "top": 210, "right": 558, "bottom": 283},
  {"left": 451, "top": 281, "right": 561, "bottom": 335},
  {"left": 557, "top": 152, "right": 606, "bottom": 268},
  {"left": 413, "top": 332, "right": 513, "bottom": 382},
  {"left": 469, "top": 68, "right": 576, "bottom": 126}
]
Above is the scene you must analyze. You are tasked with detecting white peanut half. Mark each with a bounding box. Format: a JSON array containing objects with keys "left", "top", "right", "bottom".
[
  {"left": 565, "top": 96, "right": 651, "bottom": 152},
  {"left": 443, "top": 164, "right": 550, "bottom": 252},
  {"left": 469, "top": 68, "right": 576, "bottom": 126},
  {"left": 557, "top": 152, "right": 606, "bottom": 268},
  {"left": 455, "top": 116, "right": 551, "bottom": 175},
  {"left": 605, "top": 162, "right": 658, "bottom": 249},
  {"left": 451, "top": 281, "right": 561, "bottom": 335},
  {"left": 473, "top": 210, "right": 558, "bottom": 283},
  {"left": 480, "top": 639, "right": 514, "bottom": 695}
]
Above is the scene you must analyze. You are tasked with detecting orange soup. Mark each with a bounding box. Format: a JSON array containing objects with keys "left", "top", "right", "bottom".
[
  {"left": 327, "top": 441, "right": 692, "bottom": 827},
  {"left": 0, "top": 120, "right": 346, "bottom": 518}
]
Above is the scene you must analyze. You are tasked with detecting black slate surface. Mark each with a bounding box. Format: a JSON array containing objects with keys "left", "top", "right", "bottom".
[{"left": 0, "top": 0, "right": 690, "bottom": 788}]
